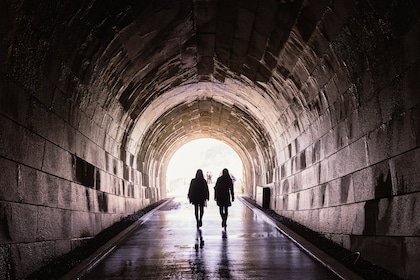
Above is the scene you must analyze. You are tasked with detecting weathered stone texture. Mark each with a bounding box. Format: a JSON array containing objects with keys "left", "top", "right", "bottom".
[
  {"left": 0, "top": 0, "right": 419, "bottom": 278},
  {"left": 0, "top": 117, "right": 45, "bottom": 170},
  {"left": 6, "top": 202, "right": 38, "bottom": 242}
]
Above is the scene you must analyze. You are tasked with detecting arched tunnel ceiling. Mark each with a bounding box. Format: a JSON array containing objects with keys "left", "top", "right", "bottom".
[
  {"left": 134, "top": 82, "right": 279, "bottom": 167},
  {"left": 14, "top": 0, "right": 355, "bottom": 175},
  {"left": 78, "top": 0, "right": 330, "bottom": 158},
  {"left": 137, "top": 83, "right": 274, "bottom": 174}
]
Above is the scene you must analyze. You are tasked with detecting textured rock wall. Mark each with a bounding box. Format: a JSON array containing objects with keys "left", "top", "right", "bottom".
[
  {"left": 0, "top": 68, "right": 151, "bottom": 280},
  {"left": 0, "top": 6, "right": 154, "bottom": 280},
  {"left": 270, "top": 1, "right": 420, "bottom": 278},
  {"left": 0, "top": 0, "right": 419, "bottom": 279}
]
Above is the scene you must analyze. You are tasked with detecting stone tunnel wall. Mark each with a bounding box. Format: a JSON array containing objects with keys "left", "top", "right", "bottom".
[
  {"left": 268, "top": 2, "right": 420, "bottom": 278},
  {"left": 0, "top": 74, "right": 156, "bottom": 278},
  {"left": 0, "top": 0, "right": 419, "bottom": 279},
  {"left": 0, "top": 20, "right": 158, "bottom": 280}
]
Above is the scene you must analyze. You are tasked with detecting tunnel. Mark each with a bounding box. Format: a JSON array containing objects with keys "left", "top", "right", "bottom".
[{"left": 0, "top": 0, "right": 419, "bottom": 279}]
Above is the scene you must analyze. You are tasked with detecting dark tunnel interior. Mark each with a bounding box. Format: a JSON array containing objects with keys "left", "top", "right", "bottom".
[{"left": 0, "top": 0, "right": 419, "bottom": 278}]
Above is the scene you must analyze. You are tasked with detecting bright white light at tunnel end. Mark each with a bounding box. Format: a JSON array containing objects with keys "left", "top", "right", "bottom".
[{"left": 166, "top": 138, "right": 243, "bottom": 197}]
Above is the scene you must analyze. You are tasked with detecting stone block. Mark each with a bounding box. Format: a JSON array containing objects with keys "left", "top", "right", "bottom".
[
  {"left": 352, "top": 236, "right": 405, "bottom": 278},
  {"left": 346, "top": 111, "right": 364, "bottom": 144},
  {"left": 331, "top": 93, "right": 355, "bottom": 126},
  {"left": 54, "top": 239, "right": 72, "bottom": 259},
  {"left": 342, "top": 174, "right": 355, "bottom": 204},
  {"left": 275, "top": 195, "right": 285, "bottom": 211},
  {"left": 326, "top": 152, "right": 340, "bottom": 182},
  {"left": 0, "top": 158, "right": 18, "bottom": 202},
  {"left": 313, "top": 110, "right": 333, "bottom": 146},
  {"left": 83, "top": 138, "right": 105, "bottom": 171},
  {"left": 326, "top": 178, "right": 340, "bottom": 207},
  {"left": 87, "top": 188, "right": 99, "bottom": 213},
  {"left": 298, "top": 128, "right": 314, "bottom": 151},
  {"left": 301, "top": 165, "right": 319, "bottom": 189},
  {"left": 319, "top": 206, "right": 341, "bottom": 234},
  {"left": 317, "top": 158, "right": 329, "bottom": 184},
  {"left": 27, "top": 100, "right": 66, "bottom": 148},
  {"left": 18, "top": 165, "right": 58, "bottom": 207},
  {"left": 358, "top": 96, "right": 382, "bottom": 135},
  {"left": 68, "top": 128, "right": 90, "bottom": 159},
  {"left": 331, "top": 138, "right": 368, "bottom": 180},
  {"left": 328, "top": 233, "right": 344, "bottom": 246},
  {"left": 291, "top": 209, "right": 305, "bottom": 225},
  {"left": 70, "top": 183, "right": 89, "bottom": 212},
  {"left": 321, "top": 183, "right": 330, "bottom": 208},
  {"left": 321, "top": 129, "right": 337, "bottom": 159},
  {"left": 11, "top": 242, "right": 45, "bottom": 279},
  {"left": 70, "top": 210, "right": 93, "bottom": 238},
  {"left": 287, "top": 193, "right": 298, "bottom": 210},
  {"left": 281, "top": 177, "right": 293, "bottom": 194},
  {"left": 352, "top": 167, "right": 375, "bottom": 202},
  {"left": 367, "top": 122, "right": 393, "bottom": 165},
  {"left": 389, "top": 113, "right": 417, "bottom": 158},
  {"left": 341, "top": 234, "right": 352, "bottom": 250},
  {"left": 0, "top": 117, "right": 45, "bottom": 170},
  {"left": 376, "top": 193, "right": 420, "bottom": 236},
  {"left": 57, "top": 179, "right": 72, "bottom": 209},
  {"left": 309, "top": 185, "right": 323, "bottom": 209},
  {"left": 0, "top": 77, "right": 31, "bottom": 125},
  {"left": 282, "top": 159, "right": 292, "bottom": 179},
  {"left": 42, "top": 142, "right": 73, "bottom": 181},
  {"left": 335, "top": 121, "right": 349, "bottom": 150},
  {"left": 2, "top": 202, "right": 38, "bottom": 242},
  {"left": 36, "top": 206, "right": 71, "bottom": 241},
  {"left": 328, "top": 175, "right": 353, "bottom": 206},
  {"left": 402, "top": 60, "right": 420, "bottom": 110},
  {"left": 0, "top": 245, "right": 13, "bottom": 279},
  {"left": 51, "top": 89, "right": 70, "bottom": 123},
  {"left": 296, "top": 189, "right": 312, "bottom": 210},
  {"left": 341, "top": 203, "right": 365, "bottom": 235},
  {"left": 292, "top": 171, "right": 302, "bottom": 192},
  {"left": 390, "top": 148, "right": 420, "bottom": 194},
  {"left": 404, "top": 237, "right": 420, "bottom": 279},
  {"left": 306, "top": 209, "right": 320, "bottom": 232},
  {"left": 304, "top": 145, "right": 314, "bottom": 167}
]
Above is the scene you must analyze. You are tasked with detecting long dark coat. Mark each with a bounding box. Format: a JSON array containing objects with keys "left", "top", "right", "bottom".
[
  {"left": 188, "top": 178, "right": 209, "bottom": 205},
  {"left": 214, "top": 172, "right": 234, "bottom": 207}
]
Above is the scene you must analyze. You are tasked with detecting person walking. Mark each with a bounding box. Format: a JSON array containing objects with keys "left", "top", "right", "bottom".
[
  {"left": 214, "top": 168, "right": 234, "bottom": 228},
  {"left": 188, "top": 169, "right": 209, "bottom": 228}
]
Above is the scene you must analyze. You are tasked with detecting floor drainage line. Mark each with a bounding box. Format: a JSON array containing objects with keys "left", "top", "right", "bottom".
[
  {"left": 238, "top": 196, "right": 363, "bottom": 280},
  {"left": 60, "top": 197, "right": 175, "bottom": 280}
]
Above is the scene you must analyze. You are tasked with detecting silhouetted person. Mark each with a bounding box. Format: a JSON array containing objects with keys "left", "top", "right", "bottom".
[
  {"left": 214, "top": 168, "right": 234, "bottom": 228},
  {"left": 188, "top": 169, "right": 209, "bottom": 228}
]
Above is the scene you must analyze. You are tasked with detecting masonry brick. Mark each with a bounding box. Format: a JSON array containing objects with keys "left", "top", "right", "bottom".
[{"left": 0, "top": 1, "right": 419, "bottom": 279}]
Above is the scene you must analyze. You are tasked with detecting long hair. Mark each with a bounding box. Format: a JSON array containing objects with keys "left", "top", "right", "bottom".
[
  {"left": 222, "top": 168, "right": 230, "bottom": 178},
  {"left": 195, "top": 169, "right": 204, "bottom": 180}
]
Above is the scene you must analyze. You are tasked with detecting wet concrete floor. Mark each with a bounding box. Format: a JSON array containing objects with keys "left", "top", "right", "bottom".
[{"left": 76, "top": 195, "right": 340, "bottom": 279}]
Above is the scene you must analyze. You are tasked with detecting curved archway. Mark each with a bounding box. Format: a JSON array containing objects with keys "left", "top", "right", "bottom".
[
  {"left": 1, "top": 1, "right": 419, "bottom": 278},
  {"left": 127, "top": 81, "right": 279, "bottom": 201}
]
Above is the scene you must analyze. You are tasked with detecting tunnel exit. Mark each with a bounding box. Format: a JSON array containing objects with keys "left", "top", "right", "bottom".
[{"left": 166, "top": 138, "right": 244, "bottom": 198}]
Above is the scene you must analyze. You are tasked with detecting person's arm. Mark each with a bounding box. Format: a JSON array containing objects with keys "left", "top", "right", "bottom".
[
  {"left": 205, "top": 182, "right": 209, "bottom": 200},
  {"left": 188, "top": 179, "right": 193, "bottom": 202}
]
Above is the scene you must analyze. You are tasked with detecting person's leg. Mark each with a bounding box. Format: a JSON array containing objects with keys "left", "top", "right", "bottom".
[
  {"left": 198, "top": 204, "right": 204, "bottom": 227},
  {"left": 223, "top": 207, "right": 229, "bottom": 227},
  {"left": 220, "top": 206, "right": 228, "bottom": 227},
  {"left": 219, "top": 206, "right": 225, "bottom": 227},
  {"left": 194, "top": 204, "right": 200, "bottom": 227}
]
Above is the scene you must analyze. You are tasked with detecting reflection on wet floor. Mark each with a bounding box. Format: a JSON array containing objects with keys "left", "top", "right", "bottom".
[{"left": 79, "top": 195, "right": 339, "bottom": 279}]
